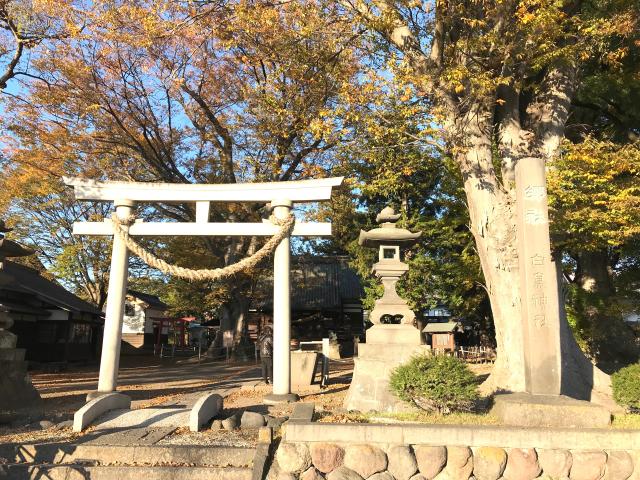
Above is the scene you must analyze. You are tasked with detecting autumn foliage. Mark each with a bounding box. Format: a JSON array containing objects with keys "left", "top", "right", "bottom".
[{"left": 0, "top": 0, "right": 638, "bottom": 377}]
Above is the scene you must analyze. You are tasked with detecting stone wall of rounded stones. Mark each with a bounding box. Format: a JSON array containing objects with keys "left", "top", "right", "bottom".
[{"left": 270, "top": 442, "right": 640, "bottom": 480}]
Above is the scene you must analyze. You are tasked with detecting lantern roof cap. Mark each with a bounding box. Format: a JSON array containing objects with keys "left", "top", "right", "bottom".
[
  {"left": 358, "top": 206, "right": 422, "bottom": 247},
  {"left": 376, "top": 206, "right": 401, "bottom": 223}
]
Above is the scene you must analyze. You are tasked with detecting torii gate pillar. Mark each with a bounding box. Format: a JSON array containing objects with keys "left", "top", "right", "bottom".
[
  {"left": 266, "top": 200, "right": 298, "bottom": 403},
  {"left": 97, "top": 200, "right": 134, "bottom": 395}
]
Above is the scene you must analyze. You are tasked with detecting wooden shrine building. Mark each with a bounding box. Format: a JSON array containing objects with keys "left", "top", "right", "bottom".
[{"left": 2, "top": 261, "right": 103, "bottom": 363}]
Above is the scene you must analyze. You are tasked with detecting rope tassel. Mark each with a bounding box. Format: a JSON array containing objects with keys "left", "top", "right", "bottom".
[{"left": 110, "top": 213, "right": 296, "bottom": 281}]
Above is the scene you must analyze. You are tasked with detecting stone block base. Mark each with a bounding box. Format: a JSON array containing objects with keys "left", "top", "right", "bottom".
[
  {"left": 87, "top": 390, "right": 116, "bottom": 401},
  {"left": 190, "top": 392, "right": 223, "bottom": 432},
  {"left": 0, "top": 357, "right": 41, "bottom": 413},
  {"left": 492, "top": 392, "right": 611, "bottom": 428},
  {"left": 344, "top": 343, "right": 430, "bottom": 413},
  {"left": 291, "top": 351, "right": 320, "bottom": 389},
  {"left": 345, "top": 324, "right": 429, "bottom": 413},
  {"left": 357, "top": 343, "right": 429, "bottom": 362}
]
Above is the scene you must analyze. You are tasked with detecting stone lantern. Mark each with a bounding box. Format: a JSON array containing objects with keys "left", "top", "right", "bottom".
[
  {"left": 359, "top": 206, "right": 421, "bottom": 326},
  {"left": 344, "top": 206, "right": 430, "bottom": 412},
  {"left": 0, "top": 219, "right": 34, "bottom": 350},
  {"left": 0, "top": 220, "right": 41, "bottom": 414}
]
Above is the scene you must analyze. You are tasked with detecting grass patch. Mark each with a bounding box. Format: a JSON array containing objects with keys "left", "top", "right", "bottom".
[
  {"left": 317, "top": 408, "right": 640, "bottom": 429},
  {"left": 318, "top": 409, "right": 498, "bottom": 425},
  {"left": 366, "top": 410, "right": 499, "bottom": 425},
  {"left": 611, "top": 413, "right": 640, "bottom": 429}
]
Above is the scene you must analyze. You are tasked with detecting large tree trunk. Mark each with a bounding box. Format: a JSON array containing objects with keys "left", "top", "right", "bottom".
[
  {"left": 575, "top": 250, "right": 615, "bottom": 295},
  {"left": 455, "top": 115, "right": 526, "bottom": 394},
  {"left": 475, "top": 214, "right": 526, "bottom": 394},
  {"left": 572, "top": 249, "right": 638, "bottom": 365},
  {"left": 205, "top": 293, "right": 250, "bottom": 358},
  {"left": 233, "top": 295, "right": 250, "bottom": 346}
]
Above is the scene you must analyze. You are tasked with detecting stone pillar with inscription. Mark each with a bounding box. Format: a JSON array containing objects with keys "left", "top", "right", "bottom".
[
  {"left": 491, "top": 158, "right": 611, "bottom": 428},
  {"left": 515, "top": 158, "right": 562, "bottom": 395}
]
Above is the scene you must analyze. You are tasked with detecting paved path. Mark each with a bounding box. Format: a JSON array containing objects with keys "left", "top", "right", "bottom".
[{"left": 91, "top": 364, "right": 263, "bottom": 431}]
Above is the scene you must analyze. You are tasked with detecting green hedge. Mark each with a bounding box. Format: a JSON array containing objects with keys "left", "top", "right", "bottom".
[
  {"left": 612, "top": 363, "right": 640, "bottom": 411},
  {"left": 389, "top": 354, "right": 478, "bottom": 414}
]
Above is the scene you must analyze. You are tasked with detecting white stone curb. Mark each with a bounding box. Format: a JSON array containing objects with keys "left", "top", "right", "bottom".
[
  {"left": 189, "top": 392, "right": 223, "bottom": 432},
  {"left": 73, "top": 393, "right": 131, "bottom": 432}
]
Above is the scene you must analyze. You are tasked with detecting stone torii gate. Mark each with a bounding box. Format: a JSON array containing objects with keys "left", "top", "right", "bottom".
[{"left": 65, "top": 176, "right": 343, "bottom": 402}]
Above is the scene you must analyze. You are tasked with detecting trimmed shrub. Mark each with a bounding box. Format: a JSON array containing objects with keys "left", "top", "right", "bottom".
[
  {"left": 612, "top": 363, "right": 640, "bottom": 411},
  {"left": 389, "top": 354, "right": 478, "bottom": 414}
]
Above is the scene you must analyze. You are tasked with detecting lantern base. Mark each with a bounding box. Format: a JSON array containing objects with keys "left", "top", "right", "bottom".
[
  {"left": 0, "top": 348, "right": 41, "bottom": 414},
  {"left": 344, "top": 324, "right": 428, "bottom": 413}
]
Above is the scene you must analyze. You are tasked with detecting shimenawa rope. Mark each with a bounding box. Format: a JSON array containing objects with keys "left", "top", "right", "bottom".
[{"left": 110, "top": 213, "right": 295, "bottom": 281}]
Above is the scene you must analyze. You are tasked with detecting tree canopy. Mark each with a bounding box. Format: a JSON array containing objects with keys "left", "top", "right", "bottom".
[{"left": 0, "top": 0, "right": 638, "bottom": 382}]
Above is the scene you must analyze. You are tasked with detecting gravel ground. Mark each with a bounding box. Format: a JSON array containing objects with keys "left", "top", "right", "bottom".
[
  {"left": 0, "top": 424, "right": 80, "bottom": 445},
  {"left": 222, "top": 358, "right": 355, "bottom": 420},
  {"left": 1, "top": 358, "right": 499, "bottom": 447},
  {"left": 156, "top": 427, "right": 258, "bottom": 447}
]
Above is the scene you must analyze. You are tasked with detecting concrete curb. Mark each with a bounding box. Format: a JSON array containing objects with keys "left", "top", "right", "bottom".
[
  {"left": 285, "top": 422, "right": 640, "bottom": 450},
  {"left": 189, "top": 392, "right": 223, "bottom": 432},
  {"left": 73, "top": 393, "right": 131, "bottom": 432},
  {"left": 3, "top": 465, "right": 252, "bottom": 480},
  {"left": 3, "top": 444, "right": 255, "bottom": 467}
]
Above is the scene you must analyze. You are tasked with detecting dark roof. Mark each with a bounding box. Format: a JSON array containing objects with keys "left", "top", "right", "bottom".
[
  {"left": 0, "top": 299, "right": 50, "bottom": 315},
  {"left": 0, "top": 261, "right": 102, "bottom": 316},
  {"left": 127, "top": 290, "right": 168, "bottom": 309},
  {"left": 254, "top": 256, "right": 363, "bottom": 311}
]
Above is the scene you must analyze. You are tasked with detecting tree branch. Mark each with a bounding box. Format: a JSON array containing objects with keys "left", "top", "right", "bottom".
[
  {"left": 0, "top": 18, "right": 24, "bottom": 89},
  {"left": 181, "top": 82, "right": 236, "bottom": 183},
  {"left": 527, "top": 63, "right": 578, "bottom": 161}
]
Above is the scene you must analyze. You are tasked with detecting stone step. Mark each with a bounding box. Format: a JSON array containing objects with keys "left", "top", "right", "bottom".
[
  {"left": 0, "top": 464, "right": 253, "bottom": 480},
  {"left": 1, "top": 444, "right": 255, "bottom": 468}
]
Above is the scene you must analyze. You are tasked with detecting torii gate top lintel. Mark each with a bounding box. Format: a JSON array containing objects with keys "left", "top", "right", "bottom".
[
  {"left": 63, "top": 176, "right": 344, "bottom": 203},
  {"left": 65, "top": 176, "right": 343, "bottom": 238}
]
